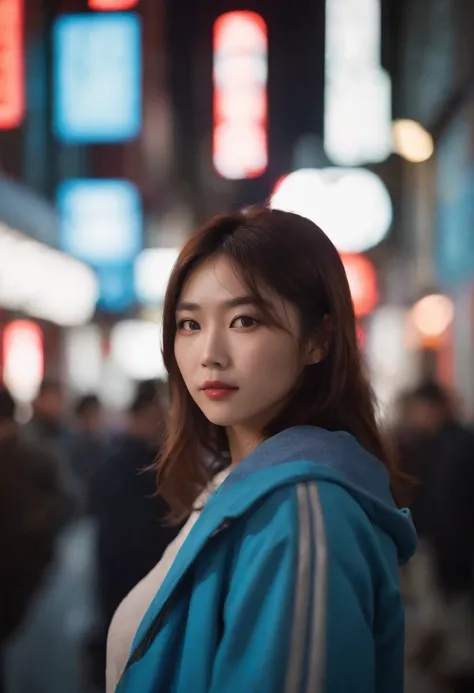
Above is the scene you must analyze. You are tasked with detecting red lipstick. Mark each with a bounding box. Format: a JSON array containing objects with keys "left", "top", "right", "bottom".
[{"left": 202, "top": 380, "right": 238, "bottom": 400}]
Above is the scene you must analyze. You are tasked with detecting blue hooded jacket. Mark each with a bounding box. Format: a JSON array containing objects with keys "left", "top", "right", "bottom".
[{"left": 116, "top": 426, "right": 417, "bottom": 693}]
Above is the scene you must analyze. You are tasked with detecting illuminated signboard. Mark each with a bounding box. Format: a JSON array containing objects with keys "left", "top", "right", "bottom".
[
  {"left": 53, "top": 13, "right": 141, "bottom": 143},
  {"left": 270, "top": 167, "right": 392, "bottom": 253},
  {"left": 0, "top": 0, "right": 24, "bottom": 129},
  {"left": 0, "top": 223, "right": 98, "bottom": 325},
  {"left": 58, "top": 179, "right": 142, "bottom": 311},
  {"left": 3, "top": 320, "right": 44, "bottom": 403},
  {"left": 340, "top": 253, "right": 378, "bottom": 317},
  {"left": 95, "top": 264, "right": 136, "bottom": 312},
  {"left": 58, "top": 179, "right": 142, "bottom": 264},
  {"left": 213, "top": 11, "right": 268, "bottom": 179},
  {"left": 324, "top": 0, "right": 391, "bottom": 166},
  {"left": 89, "top": 0, "right": 138, "bottom": 8},
  {"left": 134, "top": 247, "right": 180, "bottom": 305}
]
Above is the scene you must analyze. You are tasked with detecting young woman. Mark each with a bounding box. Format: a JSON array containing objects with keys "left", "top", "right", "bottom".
[{"left": 111, "top": 208, "right": 416, "bottom": 693}]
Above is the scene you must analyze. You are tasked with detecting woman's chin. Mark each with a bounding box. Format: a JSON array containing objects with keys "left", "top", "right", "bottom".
[
  {"left": 199, "top": 404, "right": 243, "bottom": 429},
  {"left": 203, "top": 412, "right": 237, "bottom": 427}
]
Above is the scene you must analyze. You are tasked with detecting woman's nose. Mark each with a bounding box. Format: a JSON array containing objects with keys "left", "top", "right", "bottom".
[{"left": 200, "top": 330, "right": 231, "bottom": 370}]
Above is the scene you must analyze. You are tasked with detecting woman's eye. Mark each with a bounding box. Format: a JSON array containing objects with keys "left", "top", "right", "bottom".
[
  {"left": 231, "top": 315, "right": 258, "bottom": 329},
  {"left": 177, "top": 319, "right": 200, "bottom": 332}
]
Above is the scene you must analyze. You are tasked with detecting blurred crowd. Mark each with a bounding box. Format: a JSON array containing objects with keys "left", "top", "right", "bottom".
[
  {"left": 0, "top": 379, "right": 181, "bottom": 693},
  {"left": 393, "top": 383, "right": 474, "bottom": 693},
  {"left": 2, "top": 377, "right": 474, "bottom": 693}
]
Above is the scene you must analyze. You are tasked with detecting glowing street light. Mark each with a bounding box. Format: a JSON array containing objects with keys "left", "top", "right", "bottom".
[
  {"left": 410, "top": 293, "right": 454, "bottom": 338},
  {"left": 270, "top": 167, "right": 393, "bottom": 253},
  {"left": 392, "top": 119, "right": 434, "bottom": 163}
]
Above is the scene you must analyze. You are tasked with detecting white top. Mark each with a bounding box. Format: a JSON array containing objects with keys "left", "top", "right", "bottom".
[{"left": 106, "top": 468, "right": 231, "bottom": 693}]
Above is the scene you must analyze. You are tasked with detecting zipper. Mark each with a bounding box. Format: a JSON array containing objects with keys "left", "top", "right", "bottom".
[{"left": 209, "top": 518, "right": 231, "bottom": 537}]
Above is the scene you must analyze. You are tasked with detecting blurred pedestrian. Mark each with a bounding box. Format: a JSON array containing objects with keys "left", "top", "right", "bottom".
[
  {"left": 400, "top": 381, "right": 474, "bottom": 690},
  {"left": 23, "top": 379, "right": 82, "bottom": 517},
  {"left": 0, "top": 387, "right": 63, "bottom": 691},
  {"left": 70, "top": 394, "right": 108, "bottom": 504},
  {"left": 0, "top": 388, "right": 18, "bottom": 441},
  {"left": 23, "top": 379, "right": 70, "bottom": 454},
  {"left": 90, "top": 381, "right": 183, "bottom": 690},
  {"left": 4, "top": 382, "right": 99, "bottom": 693}
]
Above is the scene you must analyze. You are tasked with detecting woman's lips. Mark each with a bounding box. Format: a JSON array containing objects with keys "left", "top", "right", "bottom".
[{"left": 202, "top": 382, "right": 239, "bottom": 400}]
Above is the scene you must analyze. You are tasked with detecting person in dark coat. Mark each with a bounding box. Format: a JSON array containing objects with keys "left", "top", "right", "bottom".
[
  {"left": 401, "top": 381, "right": 474, "bottom": 592},
  {"left": 399, "top": 381, "right": 474, "bottom": 691},
  {"left": 70, "top": 394, "right": 108, "bottom": 505},
  {"left": 88, "top": 382, "right": 183, "bottom": 690},
  {"left": 22, "top": 379, "right": 82, "bottom": 517},
  {"left": 91, "top": 381, "right": 183, "bottom": 630},
  {"left": 0, "top": 388, "right": 63, "bottom": 691}
]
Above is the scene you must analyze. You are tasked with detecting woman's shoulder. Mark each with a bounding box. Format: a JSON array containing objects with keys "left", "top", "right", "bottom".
[
  {"left": 233, "top": 478, "right": 360, "bottom": 546},
  {"left": 232, "top": 477, "right": 390, "bottom": 574},
  {"left": 216, "top": 480, "right": 387, "bottom": 627}
]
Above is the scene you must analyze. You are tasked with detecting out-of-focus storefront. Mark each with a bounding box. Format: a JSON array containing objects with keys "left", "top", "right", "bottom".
[
  {"left": 435, "top": 96, "right": 474, "bottom": 415},
  {"left": 395, "top": 0, "right": 474, "bottom": 414},
  {"left": 0, "top": 174, "right": 98, "bottom": 404}
]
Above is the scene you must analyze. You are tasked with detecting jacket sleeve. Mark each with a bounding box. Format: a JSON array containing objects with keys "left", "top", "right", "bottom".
[{"left": 208, "top": 481, "right": 329, "bottom": 693}]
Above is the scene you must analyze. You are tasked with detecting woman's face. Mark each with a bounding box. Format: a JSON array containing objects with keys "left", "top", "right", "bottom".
[{"left": 174, "top": 254, "right": 319, "bottom": 435}]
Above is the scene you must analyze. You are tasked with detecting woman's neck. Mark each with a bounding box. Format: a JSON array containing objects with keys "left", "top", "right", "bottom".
[{"left": 226, "top": 426, "right": 264, "bottom": 466}]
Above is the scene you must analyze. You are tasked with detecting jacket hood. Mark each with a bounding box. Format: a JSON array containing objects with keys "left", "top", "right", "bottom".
[{"left": 219, "top": 425, "right": 417, "bottom": 565}]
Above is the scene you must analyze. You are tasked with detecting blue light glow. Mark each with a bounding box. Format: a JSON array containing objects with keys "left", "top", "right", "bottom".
[
  {"left": 58, "top": 179, "right": 142, "bottom": 311},
  {"left": 53, "top": 13, "right": 141, "bottom": 143}
]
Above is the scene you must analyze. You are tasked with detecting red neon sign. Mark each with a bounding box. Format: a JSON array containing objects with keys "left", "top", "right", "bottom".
[
  {"left": 341, "top": 253, "right": 378, "bottom": 318},
  {"left": 88, "top": 0, "right": 138, "bottom": 8},
  {"left": 213, "top": 11, "right": 268, "bottom": 180},
  {"left": 0, "top": 0, "right": 24, "bottom": 129},
  {"left": 2, "top": 320, "right": 44, "bottom": 401}
]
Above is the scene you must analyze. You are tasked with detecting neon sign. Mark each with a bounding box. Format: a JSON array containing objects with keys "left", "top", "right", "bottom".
[
  {"left": 340, "top": 253, "right": 378, "bottom": 317},
  {"left": 213, "top": 11, "right": 268, "bottom": 179},
  {"left": 0, "top": 0, "right": 24, "bottom": 129},
  {"left": 53, "top": 13, "right": 141, "bottom": 143},
  {"left": 58, "top": 179, "right": 142, "bottom": 311},
  {"left": 324, "top": 0, "right": 391, "bottom": 166},
  {"left": 3, "top": 321, "right": 44, "bottom": 403},
  {"left": 88, "top": 0, "right": 138, "bottom": 8}
]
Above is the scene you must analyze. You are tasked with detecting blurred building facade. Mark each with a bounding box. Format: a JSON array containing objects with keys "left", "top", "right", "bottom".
[
  {"left": 394, "top": 0, "right": 474, "bottom": 415},
  {"left": 1, "top": 0, "right": 474, "bottom": 419}
]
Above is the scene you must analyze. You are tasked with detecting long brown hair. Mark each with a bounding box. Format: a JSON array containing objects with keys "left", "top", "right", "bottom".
[{"left": 159, "top": 207, "right": 404, "bottom": 521}]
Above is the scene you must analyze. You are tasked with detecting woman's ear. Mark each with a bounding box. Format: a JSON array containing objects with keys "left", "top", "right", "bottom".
[{"left": 305, "top": 315, "right": 332, "bottom": 365}]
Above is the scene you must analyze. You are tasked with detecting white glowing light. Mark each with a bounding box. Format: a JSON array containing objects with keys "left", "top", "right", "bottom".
[
  {"left": 98, "top": 355, "right": 135, "bottom": 410},
  {"left": 270, "top": 167, "right": 392, "bottom": 253},
  {"left": 365, "top": 306, "right": 417, "bottom": 419},
  {"left": 3, "top": 321, "right": 44, "bottom": 403},
  {"left": 110, "top": 319, "right": 165, "bottom": 380},
  {"left": 0, "top": 223, "right": 98, "bottom": 325},
  {"left": 134, "top": 247, "right": 180, "bottom": 305},
  {"left": 324, "top": 0, "right": 392, "bottom": 166},
  {"left": 65, "top": 325, "right": 103, "bottom": 393}
]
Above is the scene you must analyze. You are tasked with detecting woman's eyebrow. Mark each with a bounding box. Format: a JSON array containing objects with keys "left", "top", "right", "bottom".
[{"left": 176, "top": 295, "right": 271, "bottom": 312}]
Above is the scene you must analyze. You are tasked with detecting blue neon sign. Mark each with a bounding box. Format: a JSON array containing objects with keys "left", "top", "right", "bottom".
[
  {"left": 58, "top": 179, "right": 142, "bottom": 311},
  {"left": 53, "top": 13, "right": 141, "bottom": 143},
  {"left": 95, "top": 264, "right": 136, "bottom": 312},
  {"left": 58, "top": 179, "right": 142, "bottom": 264}
]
